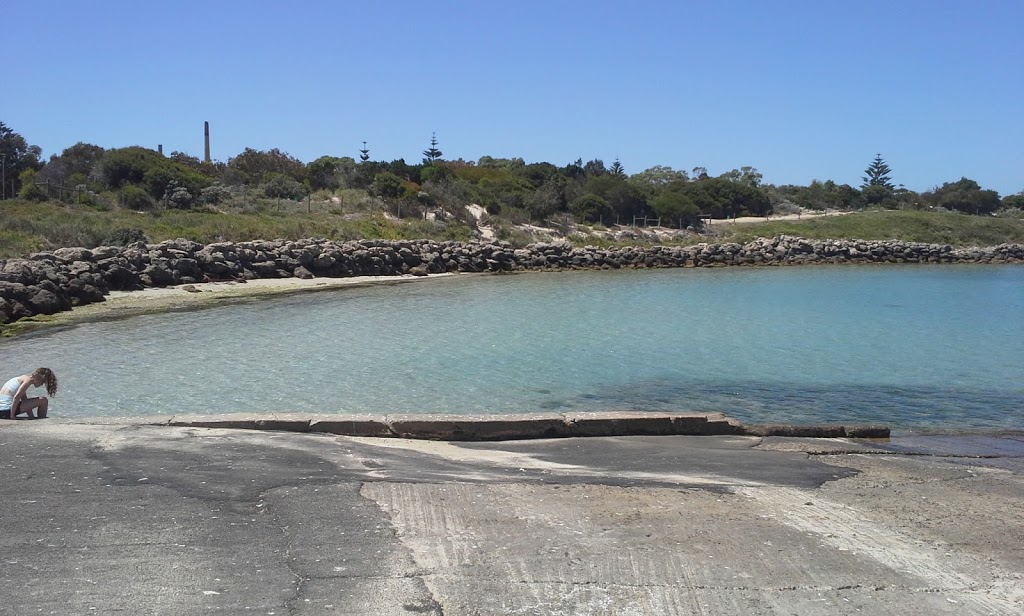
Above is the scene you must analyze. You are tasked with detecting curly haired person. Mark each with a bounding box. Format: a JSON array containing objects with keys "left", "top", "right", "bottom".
[{"left": 0, "top": 368, "right": 57, "bottom": 419}]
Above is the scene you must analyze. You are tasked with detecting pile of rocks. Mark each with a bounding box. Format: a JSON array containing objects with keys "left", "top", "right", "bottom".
[{"left": 2, "top": 236, "right": 1022, "bottom": 324}]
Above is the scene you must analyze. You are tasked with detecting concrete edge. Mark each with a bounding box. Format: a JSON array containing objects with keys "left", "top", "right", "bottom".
[{"left": 157, "top": 412, "right": 891, "bottom": 441}]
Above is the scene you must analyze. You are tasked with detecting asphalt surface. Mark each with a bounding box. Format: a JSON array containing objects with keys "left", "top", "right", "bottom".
[{"left": 1, "top": 421, "right": 1022, "bottom": 615}]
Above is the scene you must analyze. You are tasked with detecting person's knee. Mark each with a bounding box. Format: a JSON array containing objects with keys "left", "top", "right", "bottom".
[{"left": 40, "top": 396, "right": 49, "bottom": 408}]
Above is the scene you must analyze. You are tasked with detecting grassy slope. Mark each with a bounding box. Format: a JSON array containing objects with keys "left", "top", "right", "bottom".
[
  {"left": 2, "top": 200, "right": 1023, "bottom": 259},
  {"left": 714, "top": 210, "right": 1024, "bottom": 247}
]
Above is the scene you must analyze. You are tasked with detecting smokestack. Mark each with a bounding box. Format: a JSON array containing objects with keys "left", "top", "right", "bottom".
[{"left": 204, "top": 121, "right": 211, "bottom": 163}]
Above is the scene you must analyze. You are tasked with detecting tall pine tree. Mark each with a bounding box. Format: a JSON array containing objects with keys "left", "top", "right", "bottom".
[
  {"left": 422, "top": 133, "right": 443, "bottom": 165},
  {"left": 359, "top": 141, "right": 370, "bottom": 163},
  {"left": 861, "top": 154, "right": 895, "bottom": 189}
]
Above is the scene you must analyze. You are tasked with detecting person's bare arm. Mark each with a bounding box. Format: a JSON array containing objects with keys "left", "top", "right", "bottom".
[{"left": 11, "top": 380, "right": 31, "bottom": 418}]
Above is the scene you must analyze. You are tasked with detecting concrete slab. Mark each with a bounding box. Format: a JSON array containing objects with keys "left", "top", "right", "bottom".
[
  {"left": 255, "top": 413, "right": 311, "bottom": 432},
  {"left": 1, "top": 423, "right": 1021, "bottom": 615},
  {"left": 167, "top": 412, "right": 259, "bottom": 429},
  {"left": 309, "top": 413, "right": 391, "bottom": 437},
  {"left": 386, "top": 412, "right": 568, "bottom": 440}
]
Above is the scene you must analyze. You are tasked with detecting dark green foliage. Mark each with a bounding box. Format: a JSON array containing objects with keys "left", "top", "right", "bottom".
[
  {"left": 168, "top": 151, "right": 224, "bottom": 178},
  {"left": 307, "top": 156, "right": 357, "bottom": 191},
  {"left": 199, "top": 185, "right": 233, "bottom": 205},
  {"left": 862, "top": 184, "right": 896, "bottom": 207},
  {"left": 17, "top": 170, "right": 47, "bottom": 201},
  {"left": 422, "top": 133, "right": 443, "bottom": 164},
  {"left": 100, "top": 146, "right": 211, "bottom": 204},
  {"left": 526, "top": 175, "right": 568, "bottom": 220},
  {"left": 522, "top": 162, "right": 559, "bottom": 188},
  {"left": 628, "top": 166, "right": 689, "bottom": 198},
  {"left": 119, "top": 184, "right": 155, "bottom": 210},
  {"left": 1, "top": 122, "right": 43, "bottom": 198},
  {"left": 609, "top": 159, "right": 626, "bottom": 178},
  {"left": 39, "top": 142, "right": 105, "bottom": 188},
  {"left": 359, "top": 141, "right": 370, "bottom": 163},
  {"left": 371, "top": 172, "right": 405, "bottom": 199},
  {"left": 570, "top": 193, "right": 613, "bottom": 223},
  {"left": 1003, "top": 193, "right": 1024, "bottom": 210},
  {"left": 792, "top": 180, "right": 866, "bottom": 210},
  {"left": 652, "top": 189, "right": 700, "bottom": 228},
  {"left": 719, "top": 166, "right": 763, "bottom": 187},
  {"left": 101, "top": 147, "right": 164, "bottom": 187},
  {"left": 862, "top": 154, "right": 895, "bottom": 189},
  {"left": 226, "top": 148, "right": 307, "bottom": 185},
  {"left": 104, "top": 227, "right": 149, "bottom": 246},
  {"left": 262, "top": 174, "right": 307, "bottom": 200},
  {"left": 420, "top": 164, "right": 455, "bottom": 185},
  {"left": 586, "top": 175, "right": 648, "bottom": 223},
  {"left": 922, "top": 178, "right": 1001, "bottom": 215},
  {"left": 583, "top": 159, "right": 607, "bottom": 177},
  {"left": 681, "top": 177, "right": 771, "bottom": 218}
]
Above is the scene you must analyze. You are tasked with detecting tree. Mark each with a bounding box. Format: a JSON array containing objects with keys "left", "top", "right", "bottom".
[
  {"left": 628, "top": 166, "right": 689, "bottom": 196},
  {"left": 306, "top": 156, "right": 361, "bottom": 191},
  {"left": 0, "top": 122, "right": 43, "bottom": 198},
  {"left": 570, "top": 193, "right": 613, "bottom": 223},
  {"left": 226, "top": 148, "right": 306, "bottom": 185},
  {"left": 370, "top": 172, "right": 405, "bottom": 199},
  {"left": 921, "top": 178, "right": 1001, "bottom": 215},
  {"left": 609, "top": 158, "right": 626, "bottom": 178},
  {"left": 422, "top": 132, "right": 443, "bottom": 165},
  {"left": 420, "top": 163, "right": 454, "bottom": 185},
  {"left": 99, "top": 146, "right": 212, "bottom": 204},
  {"left": 586, "top": 175, "right": 646, "bottom": 223},
  {"left": 583, "top": 159, "right": 607, "bottom": 177},
  {"left": 39, "top": 142, "right": 105, "bottom": 188},
  {"left": 719, "top": 166, "right": 763, "bottom": 187},
  {"left": 262, "top": 173, "right": 307, "bottom": 201},
  {"left": 359, "top": 141, "right": 370, "bottom": 163},
  {"left": 525, "top": 175, "right": 568, "bottom": 220},
  {"left": 1002, "top": 192, "right": 1024, "bottom": 210},
  {"left": 651, "top": 189, "right": 700, "bottom": 228},
  {"left": 793, "top": 180, "right": 865, "bottom": 210},
  {"left": 682, "top": 177, "right": 771, "bottom": 218},
  {"left": 862, "top": 154, "right": 895, "bottom": 189}
]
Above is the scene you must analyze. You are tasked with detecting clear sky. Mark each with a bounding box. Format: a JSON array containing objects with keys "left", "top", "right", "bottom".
[{"left": 4, "top": 0, "right": 1022, "bottom": 195}]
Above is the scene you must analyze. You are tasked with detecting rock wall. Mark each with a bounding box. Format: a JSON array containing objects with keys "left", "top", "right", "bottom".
[{"left": 2, "top": 236, "right": 1022, "bottom": 324}]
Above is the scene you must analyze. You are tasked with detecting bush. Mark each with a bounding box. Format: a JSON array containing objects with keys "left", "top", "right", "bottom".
[
  {"left": 120, "top": 184, "right": 156, "bottom": 210},
  {"left": 104, "top": 228, "right": 150, "bottom": 246},
  {"left": 199, "top": 184, "right": 233, "bottom": 205}
]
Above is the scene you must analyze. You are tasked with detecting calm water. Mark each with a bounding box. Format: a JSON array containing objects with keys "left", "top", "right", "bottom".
[{"left": 2, "top": 266, "right": 1022, "bottom": 432}]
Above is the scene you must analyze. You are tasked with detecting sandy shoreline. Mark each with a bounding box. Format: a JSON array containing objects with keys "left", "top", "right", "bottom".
[{"left": 4, "top": 273, "right": 456, "bottom": 336}]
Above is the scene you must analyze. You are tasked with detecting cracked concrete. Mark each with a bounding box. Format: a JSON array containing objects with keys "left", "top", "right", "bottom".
[{"left": 1, "top": 423, "right": 1021, "bottom": 615}]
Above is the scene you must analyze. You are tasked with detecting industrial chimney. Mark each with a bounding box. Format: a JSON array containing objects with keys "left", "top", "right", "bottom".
[{"left": 204, "top": 121, "right": 211, "bottom": 163}]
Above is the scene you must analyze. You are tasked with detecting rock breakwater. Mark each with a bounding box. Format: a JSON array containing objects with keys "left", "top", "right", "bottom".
[{"left": 2, "top": 236, "right": 1022, "bottom": 324}]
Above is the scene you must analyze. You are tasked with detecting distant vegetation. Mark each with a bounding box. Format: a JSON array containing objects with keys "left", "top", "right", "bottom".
[{"left": 1, "top": 121, "right": 1022, "bottom": 258}]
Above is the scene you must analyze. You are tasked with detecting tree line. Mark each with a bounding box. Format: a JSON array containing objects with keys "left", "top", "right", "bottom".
[{"left": 2, "top": 122, "right": 1021, "bottom": 228}]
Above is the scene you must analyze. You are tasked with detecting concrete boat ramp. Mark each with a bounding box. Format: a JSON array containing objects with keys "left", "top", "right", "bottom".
[{"left": 1, "top": 413, "right": 1021, "bottom": 615}]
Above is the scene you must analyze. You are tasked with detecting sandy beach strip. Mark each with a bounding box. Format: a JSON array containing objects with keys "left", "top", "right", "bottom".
[{"left": 4, "top": 273, "right": 457, "bottom": 336}]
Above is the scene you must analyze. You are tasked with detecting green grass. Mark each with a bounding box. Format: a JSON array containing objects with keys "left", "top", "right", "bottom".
[
  {"left": 1, "top": 201, "right": 1022, "bottom": 259},
  {"left": 0, "top": 199, "right": 474, "bottom": 258},
  {"left": 713, "top": 210, "right": 1024, "bottom": 247}
]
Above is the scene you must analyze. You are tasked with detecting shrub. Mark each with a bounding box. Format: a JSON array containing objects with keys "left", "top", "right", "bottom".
[
  {"left": 199, "top": 184, "right": 233, "bottom": 205},
  {"left": 120, "top": 184, "right": 156, "bottom": 210},
  {"left": 104, "top": 228, "right": 150, "bottom": 246}
]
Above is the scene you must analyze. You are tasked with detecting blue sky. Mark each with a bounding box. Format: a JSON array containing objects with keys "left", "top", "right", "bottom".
[{"left": 4, "top": 0, "right": 1022, "bottom": 195}]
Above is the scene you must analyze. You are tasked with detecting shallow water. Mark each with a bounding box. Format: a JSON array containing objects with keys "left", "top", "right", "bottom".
[{"left": 2, "top": 265, "right": 1022, "bottom": 431}]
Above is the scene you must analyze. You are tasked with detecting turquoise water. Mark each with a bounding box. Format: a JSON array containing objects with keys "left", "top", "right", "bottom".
[{"left": 2, "top": 265, "right": 1022, "bottom": 431}]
